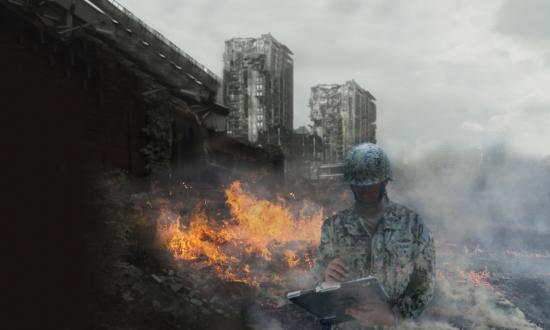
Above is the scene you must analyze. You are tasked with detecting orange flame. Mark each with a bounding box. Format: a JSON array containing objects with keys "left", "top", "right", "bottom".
[
  {"left": 284, "top": 250, "right": 300, "bottom": 267},
  {"left": 156, "top": 181, "right": 324, "bottom": 285},
  {"left": 505, "top": 249, "right": 550, "bottom": 258},
  {"left": 458, "top": 267, "right": 492, "bottom": 288}
]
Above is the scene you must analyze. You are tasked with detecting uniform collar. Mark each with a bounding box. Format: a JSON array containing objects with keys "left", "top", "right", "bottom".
[
  {"left": 351, "top": 200, "right": 401, "bottom": 234},
  {"left": 379, "top": 201, "right": 402, "bottom": 231}
]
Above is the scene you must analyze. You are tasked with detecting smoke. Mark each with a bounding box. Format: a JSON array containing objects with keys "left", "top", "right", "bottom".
[
  {"left": 389, "top": 143, "right": 550, "bottom": 248},
  {"left": 383, "top": 142, "right": 550, "bottom": 329},
  {"left": 417, "top": 273, "right": 542, "bottom": 329},
  {"left": 246, "top": 307, "right": 285, "bottom": 330},
  {"left": 96, "top": 143, "right": 550, "bottom": 329}
]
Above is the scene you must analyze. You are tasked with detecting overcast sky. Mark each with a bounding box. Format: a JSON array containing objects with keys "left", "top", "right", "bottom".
[{"left": 116, "top": 0, "right": 550, "bottom": 158}]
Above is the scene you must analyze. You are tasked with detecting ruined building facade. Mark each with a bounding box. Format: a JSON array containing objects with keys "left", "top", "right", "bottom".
[
  {"left": 310, "top": 80, "right": 377, "bottom": 164},
  {"left": 223, "top": 33, "right": 293, "bottom": 143}
]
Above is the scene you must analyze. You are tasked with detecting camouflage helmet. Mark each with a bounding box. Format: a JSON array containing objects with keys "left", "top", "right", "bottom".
[{"left": 343, "top": 143, "right": 392, "bottom": 186}]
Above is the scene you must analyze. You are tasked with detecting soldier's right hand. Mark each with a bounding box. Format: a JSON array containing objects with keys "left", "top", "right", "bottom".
[{"left": 324, "top": 258, "right": 348, "bottom": 282}]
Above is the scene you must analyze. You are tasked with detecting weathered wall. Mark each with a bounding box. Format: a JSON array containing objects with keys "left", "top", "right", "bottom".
[
  {"left": 1, "top": 10, "right": 150, "bottom": 176},
  {"left": 2, "top": 9, "right": 101, "bottom": 329},
  {"left": 0, "top": 8, "right": 206, "bottom": 328},
  {"left": 223, "top": 34, "right": 293, "bottom": 143},
  {"left": 310, "top": 81, "right": 377, "bottom": 164}
]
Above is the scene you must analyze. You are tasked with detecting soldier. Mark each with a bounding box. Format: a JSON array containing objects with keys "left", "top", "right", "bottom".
[{"left": 312, "top": 143, "right": 436, "bottom": 329}]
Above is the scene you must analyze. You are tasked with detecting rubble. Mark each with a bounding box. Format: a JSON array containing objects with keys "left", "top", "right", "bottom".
[
  {"left": 169, "top": 283, "right": 184, "bottom": 293},
  {"left": 95, "top": 173, "right": 549, "bottom": 329},
  {"left": 122, "top": 292, "right": 134, "bottom": 302},
  {"left": 152, "top": 274, "right": 165, "bottom": 283}
]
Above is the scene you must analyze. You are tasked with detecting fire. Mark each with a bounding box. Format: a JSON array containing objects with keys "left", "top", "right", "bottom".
[
  {"left": 458, "top": 267, "right": 492, "bottom": 288},
  {"left": 158, "top": 208, "right": 229, "bottom": 264},
  {"left": 284, "top": 250, "right": 300, "bottom": 267},
  {"left": 505, "top": 249, "right": 550, "bottom": 258},
  {"left": 156, "top": 181, "right": 324, "bottom": 285}
]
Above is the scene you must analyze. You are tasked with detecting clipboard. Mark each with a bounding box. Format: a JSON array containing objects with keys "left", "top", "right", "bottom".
[{"left": 287, "top": 276, "right": 390, "bottom": 325}]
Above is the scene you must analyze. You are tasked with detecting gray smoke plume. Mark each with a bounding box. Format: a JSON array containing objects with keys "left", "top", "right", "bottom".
[
  {"left": 385, "top": 142, "right": 550, "bottom": 329},
  {"left": 389, "top": 143, "right": 550, "bottom": 247}
]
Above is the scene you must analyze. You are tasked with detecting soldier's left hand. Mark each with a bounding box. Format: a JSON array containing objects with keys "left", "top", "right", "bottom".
[{"left": 345, "top": 303, "right": 395, "bottom": 327}]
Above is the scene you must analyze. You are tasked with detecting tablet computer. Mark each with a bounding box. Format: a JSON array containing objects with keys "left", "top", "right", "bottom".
[{"left": 287, "top": 276, "right": 389, "bottom": 324}]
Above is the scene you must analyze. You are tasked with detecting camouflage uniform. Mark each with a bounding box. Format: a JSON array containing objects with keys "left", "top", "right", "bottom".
[{"left": 312, "top": 200, "right": 436, "bottom": 329}]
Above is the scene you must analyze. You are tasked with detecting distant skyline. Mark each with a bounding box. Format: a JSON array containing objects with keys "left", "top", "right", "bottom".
[{"left": 116, "top": 0, "right": 550, "bottom": 158}]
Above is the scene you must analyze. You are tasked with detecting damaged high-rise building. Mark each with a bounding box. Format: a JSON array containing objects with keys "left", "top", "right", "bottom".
[
  {"left": 310, "top": 80, "right": 377, "bottom": 164},
  {"left": 223, "top": 33, "right": 293, "bottom": 143}
]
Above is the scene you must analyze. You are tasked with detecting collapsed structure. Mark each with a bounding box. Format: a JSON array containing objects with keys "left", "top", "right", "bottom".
[
  {"left": 0, "top": 0, "right": 283, "bottom": 182},
  {"left": 309, "top": 80, "right": 377, "bottom": 179},
  {"left": 1, "top": 1, "right": 287, "bottom": 328},
  {"left": 223, "top": 33, "right": 294, "bottom": 144}
]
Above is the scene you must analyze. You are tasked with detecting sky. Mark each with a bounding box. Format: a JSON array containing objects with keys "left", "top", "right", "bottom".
[{"left": 115, "top": 0, "right": 550, "bottom": 158}]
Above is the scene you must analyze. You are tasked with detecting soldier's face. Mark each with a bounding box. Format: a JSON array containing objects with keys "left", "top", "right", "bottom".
[{"left": 351, "top": 182, "right": 386, "bottom": 205}]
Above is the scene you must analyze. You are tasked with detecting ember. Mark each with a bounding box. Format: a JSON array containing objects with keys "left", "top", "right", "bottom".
[
  {"left": 505, "top": 250, "right": 550, "bottom": 258},
  {"left": 156, "top": 181, "right": 324, "bottom": 286},
  {"left": 458, "top": 267, "right": 493, "bottom": 288}
]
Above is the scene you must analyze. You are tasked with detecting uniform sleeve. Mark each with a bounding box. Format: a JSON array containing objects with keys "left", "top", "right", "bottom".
[
  {"left": 311, "top": 218, "right": 334, "bottom": 284},
  {"left": 391, "top": 220, "right": 436, "bottom": 320}
]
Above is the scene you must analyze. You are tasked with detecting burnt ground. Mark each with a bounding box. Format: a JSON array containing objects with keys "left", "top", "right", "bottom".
[
  {"left": 82, "top": 175, "right": 323, "bottom": 330},
  {"left": 471, "top": 229, "right": 550, "bottom": 328},
  {"left": 478, "top": 252, "right": 550, "bottom": 328},
  {"left": 494, "top": 276, "right": 550, "bottom": 328},
  {"left": 91, "top": 177, "right": 550, "bottom": 330},
  {"left": 19, "top": 171, "right": 546, "bottom": 330},
  {"left": 95, "top": 250, "right": 319, "bottom": 330},
  {"left": 97, "top": 246, "right": 550, "bottom": 330}
]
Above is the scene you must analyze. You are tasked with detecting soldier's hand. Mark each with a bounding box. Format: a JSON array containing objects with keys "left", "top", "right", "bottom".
[
  {"left": 345, "top": 303, "right": 395, "bottom": 327},
  {"left": 324, "top": 258, "right": 348, "bottom": 282}
]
